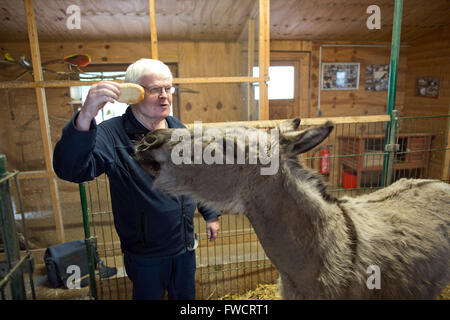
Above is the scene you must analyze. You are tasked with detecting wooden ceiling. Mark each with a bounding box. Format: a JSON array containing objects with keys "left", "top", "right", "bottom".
[{"left": 0, "top": 0, "right": 449, "bottom": 43}]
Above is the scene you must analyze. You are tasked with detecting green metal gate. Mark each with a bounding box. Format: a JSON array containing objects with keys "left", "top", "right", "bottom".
[{"left": 0, "top": 155, "right": 36, "bottom": 300}]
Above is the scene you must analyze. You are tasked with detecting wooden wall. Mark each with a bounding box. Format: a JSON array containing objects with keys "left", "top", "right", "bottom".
[
  {"left": 269, "top": 40, "right": 408, "bottom": 119},
  {"left": 403, "top": 24, "right": 450, "bottom": 181},
  {"left": 403, "top": 24, "right": 450, "bottom": 117},
  {"left": 311, "top": 42, "right": 408, "bottom": 118}
]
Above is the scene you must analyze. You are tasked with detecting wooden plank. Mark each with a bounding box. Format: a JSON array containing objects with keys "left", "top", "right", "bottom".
[
  {"left": 185, "top": 114, "right": 391, "bottom": 128},
  {"left": 148, "top": 0, "right": 158, "bottom": 59},
  {"left": 17, "top": 170, "right": 55, "bottom": 179},
  {"left": 24, "top": 0, "right": 64, "bottom": 243},
  {"left": 270, "top": 40, "right": 313, "bottom": 52},
  {"left": 0, "top": 77, "right": 260, "bottom": 89},
  {"left": 174, "top": 76, "right": 259, "bottom": 84},
  {"left": 248, "top": 18, "right": 255, "bottom": 120},
  {"left": 258, "top": 0, "right": 270, "bottom": 120}
]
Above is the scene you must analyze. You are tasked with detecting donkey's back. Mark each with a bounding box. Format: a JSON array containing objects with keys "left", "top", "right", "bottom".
[{"left": 341, "top": 179, "right": 450, "bottom": 299}]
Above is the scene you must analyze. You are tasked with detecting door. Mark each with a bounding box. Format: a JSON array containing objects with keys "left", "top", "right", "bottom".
[{"left": 269, "top": 52, "right": 310, "bottom": 120}]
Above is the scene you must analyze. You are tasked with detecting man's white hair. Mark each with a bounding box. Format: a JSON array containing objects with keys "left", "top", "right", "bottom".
[{"left": 125, "top": 58, "right": 173, "bottom": 84}]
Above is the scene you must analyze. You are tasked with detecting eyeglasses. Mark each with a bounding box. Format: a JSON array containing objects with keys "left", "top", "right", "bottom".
[{"left": 142, "top": 86, "right": 175, "bottom": 96}]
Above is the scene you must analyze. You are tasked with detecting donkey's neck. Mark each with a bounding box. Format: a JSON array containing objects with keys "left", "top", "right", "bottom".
[{"left": 244, "top": 163, "right": 353, "bottom": 297}]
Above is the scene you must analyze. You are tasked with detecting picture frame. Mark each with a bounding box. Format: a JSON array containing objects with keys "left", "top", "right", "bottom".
[
  {"left": 365, "top": 64, "right": 389, "bottom": 91},
  {"left": 321, "top": 62, "right": 360, "bottom": 90},
  {"left": 415, "top": 77, "right": 440, "bottom": 98}
]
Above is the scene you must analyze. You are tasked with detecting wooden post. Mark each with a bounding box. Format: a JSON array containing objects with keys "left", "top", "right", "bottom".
[
  {"left": 149, "top": 0, "right": 158, "bottom": 60},
  {"left": 258, "top": 0, "right": 270, "bottom": 120},
  {"left": 248, "top": 18, "right": 255, "bottom": 120},
  {"left": 24, "top": 0, "right": 65, "bottom": 243}
]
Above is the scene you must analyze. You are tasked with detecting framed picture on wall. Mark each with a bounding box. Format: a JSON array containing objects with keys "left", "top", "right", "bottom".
[
  {"left": 321, "top": 62, "right": 360, "bottom": 90},
  {"left": 365, "top": 64, "right": 389, "bottom": 91},
  {"left": 415, "top": 77, "right": 440, "bottom": 98}
]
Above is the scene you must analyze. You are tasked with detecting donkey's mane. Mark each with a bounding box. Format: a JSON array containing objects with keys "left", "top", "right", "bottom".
[{"left": 285, "top": 158, "right": 338, "bottom": 204}]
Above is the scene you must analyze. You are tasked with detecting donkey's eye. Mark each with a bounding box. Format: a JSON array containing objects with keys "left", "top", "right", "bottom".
[{"left": 145, "top": 136, "right": 157, "bottom": 145}]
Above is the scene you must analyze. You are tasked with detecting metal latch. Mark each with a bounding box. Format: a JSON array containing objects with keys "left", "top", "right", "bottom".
[{"left": 385, "top": 144, "right": 400, "bottom": 152}]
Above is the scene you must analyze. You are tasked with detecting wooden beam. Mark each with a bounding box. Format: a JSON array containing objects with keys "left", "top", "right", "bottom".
[
  {"left": 173, "top": 76, "right": 259, "bottom": 85},
  {"left": 148, "top": 0, "right": 158, "bottom": 60},
  {"left": 24, "top": 0, "right": 65, "bottom": 243},
  {"left": 248, "top": 18, "right": 255, "bottom": 120},
  {"left": 17, "top": 170, "right": 55, "bottom": 180},
  {"left": 258, "top": 0, "right": 270, "bottom": 120},
  {"left": 185, "top": 114, "right": 391, "bottom": 129},
  {"left": 0, "top": 77, "right": 261, "bottom": 89}
]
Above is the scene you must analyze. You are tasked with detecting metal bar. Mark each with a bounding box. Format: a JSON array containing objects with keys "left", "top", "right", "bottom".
[
  {"left": 386, "top": 0, "right": 403, "bottom": 116},
  {"left": 384, "top": 110, "right": 400, "bottom": 186},
  {"left": 321, "top": 44, "right": 409, "bottom": 48},
  {"left": 0, "top": 155, "right": 26, "bottom": 300},
  {"left": 13, "top": 175, "right": 36, "bottom": 300},
  {"left": 317, "top": 45, "right": 322, "bottom": 116},
  {"left": 0, "top": 254, "right": 30, "bottom": 290},
  {"left": 381, "top": 0, "right": 403, "bottom": 187},
  {"left": 399, "top": 115, "right": 450, "bottom": 120},
  {"left": 79, "top": 183, "right": 98, "bottom": 300},
  {"left": 0, "top": 171, "right": 19, "bottom": 184}
]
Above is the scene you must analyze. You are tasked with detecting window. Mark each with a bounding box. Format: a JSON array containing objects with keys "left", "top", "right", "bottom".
[{"left": 253, "top": 66, "right": 295, "bottom": 100}]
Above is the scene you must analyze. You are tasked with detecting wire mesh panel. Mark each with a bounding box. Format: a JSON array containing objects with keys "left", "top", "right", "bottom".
[
  {"left": 194, "top": 213, "right": 277, "bottom": 299},
  {"left": 80, "top": 114, "right": 449, "bottom": 300},
  {"left": 303, "top": 119, "right": 389, "bottom": 198},
  {"left": 396, "top": 115, "right": 450, "bottom": 183},
  {"left": 83, "top": 176, "right": 131, "bottom": 300}
]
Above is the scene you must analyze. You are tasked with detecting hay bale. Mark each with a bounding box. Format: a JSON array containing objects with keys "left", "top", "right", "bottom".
[
  {"left": 437, "top": 284, "right": 450, "bottom": 300},
  {"left": 219, "top": 284, "right": 280, "bottom": 300},
  {"left": 219, "top": 283, "right": 450, "bottom": 300}
]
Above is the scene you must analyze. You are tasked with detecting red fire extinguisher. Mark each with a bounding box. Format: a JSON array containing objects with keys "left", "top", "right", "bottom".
[{"left": 320, "top": 147, "right": 330, "bottom": 175}]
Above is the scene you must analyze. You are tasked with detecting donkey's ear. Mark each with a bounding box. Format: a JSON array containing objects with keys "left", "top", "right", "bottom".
[
  {"left": 283, "top": 121, "right": 333, "bottom": 156},
  {"left": 277, "top": 117, "right": 301, "bottom": 133}
]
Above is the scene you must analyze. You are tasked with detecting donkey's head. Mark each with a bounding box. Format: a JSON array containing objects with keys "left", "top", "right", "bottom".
[{"left": 134, "top": 118, "right": 333, "bottom": 210}]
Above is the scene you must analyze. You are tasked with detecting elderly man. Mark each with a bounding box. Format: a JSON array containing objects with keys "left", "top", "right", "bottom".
[{"left": 53, "top": 58, "right": 221, "bottom": 300}]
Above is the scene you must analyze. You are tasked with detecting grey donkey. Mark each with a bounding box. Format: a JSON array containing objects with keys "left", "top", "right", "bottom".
[{"left": 134, "top": 118, "right": 450, "bottom": 299}]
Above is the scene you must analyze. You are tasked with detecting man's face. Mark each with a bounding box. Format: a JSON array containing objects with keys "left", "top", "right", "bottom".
[{"left": 136, "top": 72, "right": 172, "bottom": 120}]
